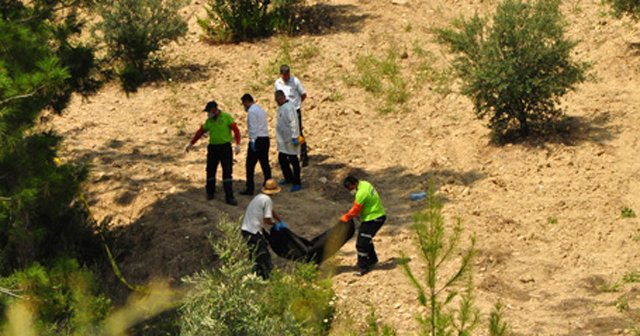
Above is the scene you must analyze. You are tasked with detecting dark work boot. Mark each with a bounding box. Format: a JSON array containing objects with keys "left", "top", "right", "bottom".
[
  {"left": 223, "top": 181, "right": 236, "bottom": 205},
  {"left": 239, "top": 188, "right": 253, "bottom": 196}
]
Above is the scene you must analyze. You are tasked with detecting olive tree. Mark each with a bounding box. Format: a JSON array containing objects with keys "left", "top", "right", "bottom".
[{"left": 435, "top": 0, "right": 589, "bottom": 142}]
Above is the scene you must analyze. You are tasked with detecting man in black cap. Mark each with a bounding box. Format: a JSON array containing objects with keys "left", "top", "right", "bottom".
[
  {"left": 186, "top": 100, "right": 241, "bottom": 205},
  {"left": 239, "top": 93, "right": 271, "bottom": 196}
]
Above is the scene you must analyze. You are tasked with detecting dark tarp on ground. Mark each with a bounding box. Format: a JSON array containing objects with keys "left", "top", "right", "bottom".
[{"left": 266, "top": 220, "right": 355, "bottom": 264}]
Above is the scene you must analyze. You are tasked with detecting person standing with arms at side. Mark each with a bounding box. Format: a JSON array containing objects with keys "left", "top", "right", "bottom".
[
  {"left": 185, "top": 100, "right": 241, "bottom": 206},
  {"left": 239, "top": 93, "right": 271, "bottom": 196},
  {"left": 275, "top": 90, "right": 302, "bottom": 192},
  {"left": 274, "top": 64, "right": 309, "bottom": 166},
  {"left": 340, "top": 175, "right": 386, "bottom": 276},
  {"left": 241, "top": 179, "right": 286, "bottom": 279}
]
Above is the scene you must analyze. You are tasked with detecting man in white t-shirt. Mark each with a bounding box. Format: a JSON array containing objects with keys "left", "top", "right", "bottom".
[
  {"left": 241, "top": 178, "right": 285, "bottom": 279},
  {"left": 274, "top": 64, "right": 309, "bottom": 166}
]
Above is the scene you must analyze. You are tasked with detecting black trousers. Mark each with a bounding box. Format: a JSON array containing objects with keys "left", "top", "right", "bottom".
[
  {"left": 296, "top": 109, "right": 308, "bottom": 163},
  {"left": 206, "top": 143, "right": 234, "bottom": 200},
  {"left": 245, "top": 137, "right": 271, "bottom": 193},
  {"left": 278, "top": 152, "right": 301, "bottom": 185},
  {"left": 242, "top": 230, "right": 272, "bottom": 279},
  {"left": 356, "top": 215, "right": 386, "bottom": 269}
]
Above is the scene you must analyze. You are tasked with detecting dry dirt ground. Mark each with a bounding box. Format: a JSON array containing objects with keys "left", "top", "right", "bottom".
[{"left": 48, "top": 0, "right": 640, "bottom": 334}]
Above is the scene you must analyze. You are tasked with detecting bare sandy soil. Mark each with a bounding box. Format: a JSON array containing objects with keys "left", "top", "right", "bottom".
[{"left": 48, "top": 0, "right": 640, "bottom": 334}]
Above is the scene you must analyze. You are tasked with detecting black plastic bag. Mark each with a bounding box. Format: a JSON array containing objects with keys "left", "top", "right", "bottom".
[{"left": 266, "top": 220, "right": 355, "bottom": 264}]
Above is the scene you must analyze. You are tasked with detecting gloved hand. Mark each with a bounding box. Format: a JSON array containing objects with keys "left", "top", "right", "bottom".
[
  {"left": 339, "top": 215, "right": 349, "bottom": 223},
  {"left": 185, "top": 143, "right": 193, "bottom": 152},
  {"left": 274, "top": 220, "right": 286, "bottom": 231},
  {"left": 234, "top": 144, "right": 241, "bottom": 155},
  {"left": 250, "top": 141, "right": 256, "bottom": 152},
  {"left": 292, "top": 137, "right": 299, "bottom": 146}
]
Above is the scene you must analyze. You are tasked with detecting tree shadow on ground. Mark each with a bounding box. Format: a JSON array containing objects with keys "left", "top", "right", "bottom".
[
  {"left": 548, "top": 113, "right": 620, "bottom": 146},
  {"left": 296, "top": 4, "right": 371, "bottom": 36},
  {"left": 68, "top": 139, "right": 192, "bottom": 209},
  {"left": 102, "top": 186, "right": 247, "bottom": 304},
  {"left": 496, "top": 113, "right": 619, "bottom": 148}
]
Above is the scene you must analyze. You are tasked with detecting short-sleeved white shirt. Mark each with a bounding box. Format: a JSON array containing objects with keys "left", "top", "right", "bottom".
[
  {"left": 241, "top": 193, "right": 273, "bottom": 234},
  {"left": 274, "top": 76, "right": 306, "bottom": 110}
]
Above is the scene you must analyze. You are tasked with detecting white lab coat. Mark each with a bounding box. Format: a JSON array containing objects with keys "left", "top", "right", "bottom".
[{"left": 276, "top": 101, "right": 300, "bottom": 155}]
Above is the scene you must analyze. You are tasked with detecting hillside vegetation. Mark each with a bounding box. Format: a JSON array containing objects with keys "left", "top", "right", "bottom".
[{"left": 34, "top": 0, "right": 640, "bottom": 334}]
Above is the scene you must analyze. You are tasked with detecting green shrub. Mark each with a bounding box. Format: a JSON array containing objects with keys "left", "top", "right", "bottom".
[
  {"left": 435, "top": 0, "right": 589, "bottom": 142},
  {"left": 606, "top": 0, "right": 640, "bottom": 20},
  {"left": 179, "top": 218, "right": 333, "bottom": 335},
  {"left": 199, "top": 0, "right": 304, "bottom": 42},
  {"left": 96, "top": 0, "right": 188, "bottom": 92},
  {"left": 0, "top": 259, "right": 111, "bottom": 335}
]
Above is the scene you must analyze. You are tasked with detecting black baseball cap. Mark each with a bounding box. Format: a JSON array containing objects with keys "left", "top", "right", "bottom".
[{"left": 203, "top": 100, "right": 217, "bottom": 111}]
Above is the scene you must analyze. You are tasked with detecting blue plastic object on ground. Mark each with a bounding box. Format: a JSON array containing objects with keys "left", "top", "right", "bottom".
[{"left": 410, "top": 191, "right": 427, "bottom": 201}]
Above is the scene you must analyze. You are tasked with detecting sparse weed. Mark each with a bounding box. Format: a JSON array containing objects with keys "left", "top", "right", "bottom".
[
  {"left": 274, "top": 36, "right": 293, "bottom": 72},
  {"left": 299, "top": 44, "right": 321, "bottom": 60},
  {"left": 571, "top": 0, "right": 583, "bottom": 14},
  {"left": 364, "top": 307, "right": 396, "bottom": 336},
  {"left": 327, "top": 90, "right": 343, "bottom": 102},
  {"left": 621, "top": 207, "right": 636, "bottom": 218},
  {"left": 622, "top": 271, "right": 640, "bottom": 283},
  {"left": 412, "top": 44, "right": 454, "bottom": 96},
  {"left": 614, "top": 294, "right": 630, "bottom": 312},
  {"left": 597, "top": 281, "right": 622, "bottom": 293},
  {"left": 547, "top": 216, "right": 558, "bottom": 225},
  {"left": 175, "top": 120, "right": 186, "bottom": 136},
  {"left": 346, "top": 48, "right": 408, "bottom": 113}
]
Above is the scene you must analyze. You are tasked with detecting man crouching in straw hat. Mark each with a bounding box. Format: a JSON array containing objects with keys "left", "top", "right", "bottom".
[{"left": 240, "top": 178, "right": 287, "bottom": 279}]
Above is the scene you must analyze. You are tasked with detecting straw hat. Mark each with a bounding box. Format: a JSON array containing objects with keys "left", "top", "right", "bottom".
[{"left": 262, "top": 179, "right": 281, "bottom": 195}]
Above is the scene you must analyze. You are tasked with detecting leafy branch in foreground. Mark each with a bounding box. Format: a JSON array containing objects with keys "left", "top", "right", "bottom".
[{"left": 179, "top": 217, "right": 333, "bottom": 336}]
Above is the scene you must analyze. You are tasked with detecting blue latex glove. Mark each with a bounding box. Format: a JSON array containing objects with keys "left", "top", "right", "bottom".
[
  {"left": 250, "top": 141, "right": 256, "bottom": 152},
  {"left": 292, "top": 137, "right": 299, "bottom": 146},
  {"left": 274, "top": 220, "right": 286, "bottom": 231}
]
